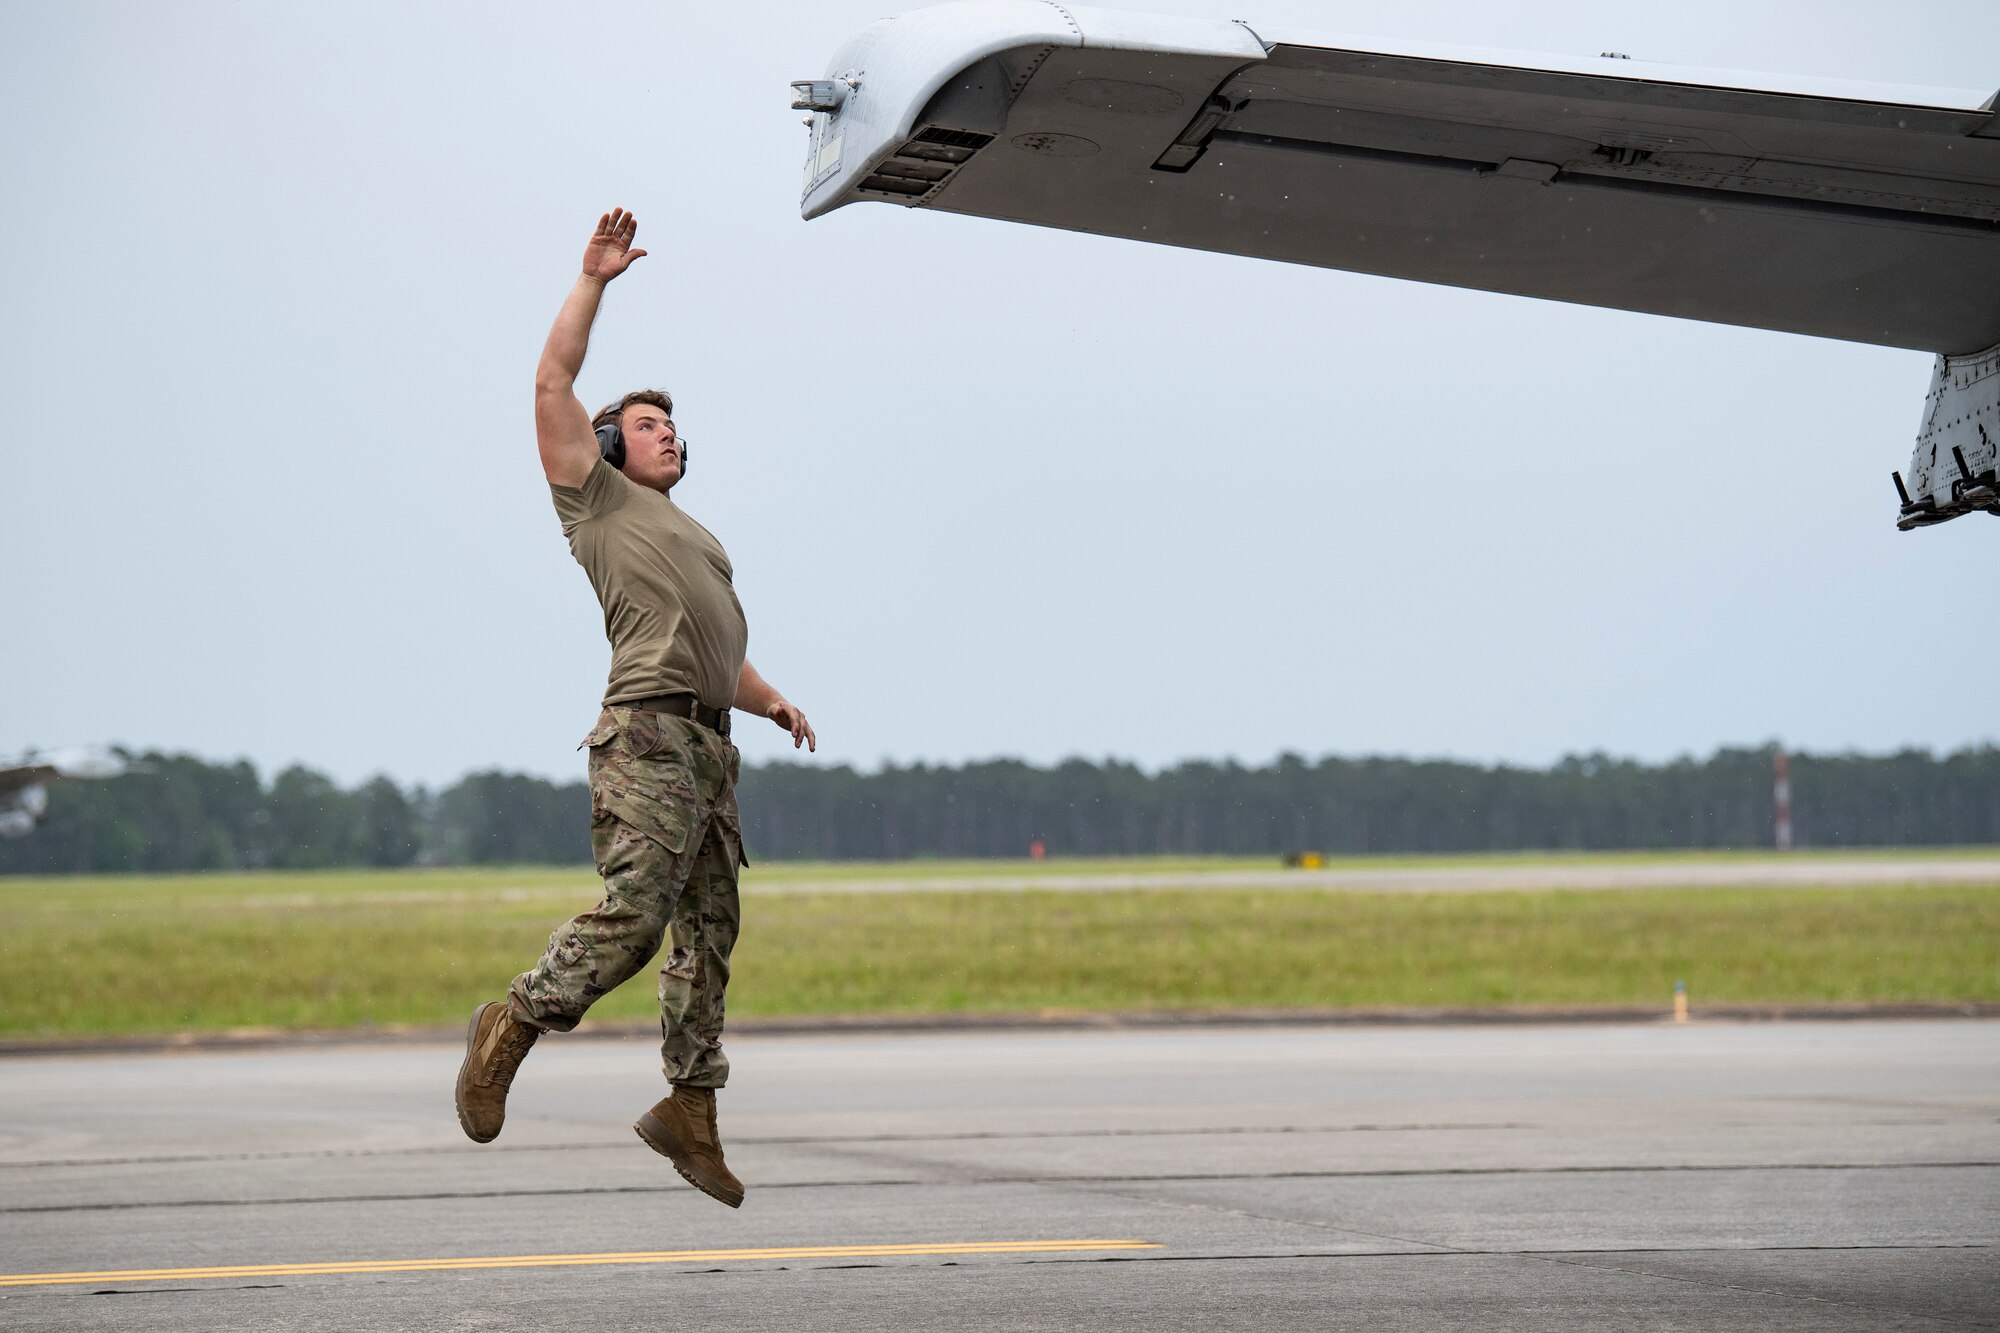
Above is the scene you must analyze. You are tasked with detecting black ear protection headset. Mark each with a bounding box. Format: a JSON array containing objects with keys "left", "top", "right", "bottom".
[{"left": 593, "top": 409, "right": 688, "bottom": 475}]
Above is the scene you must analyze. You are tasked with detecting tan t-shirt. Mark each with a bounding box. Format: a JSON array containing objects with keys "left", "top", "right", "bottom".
[{"left": 551, "top": 459, "right": 748, "bottom": 709}]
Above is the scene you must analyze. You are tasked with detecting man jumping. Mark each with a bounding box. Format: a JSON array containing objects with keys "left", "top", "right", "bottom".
[{"left": 454, "top": 208, "right": 815, "bottom": 1208}]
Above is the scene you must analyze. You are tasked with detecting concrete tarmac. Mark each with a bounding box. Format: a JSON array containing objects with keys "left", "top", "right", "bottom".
[{"left": 1, "top": 1020, "right": 1994, "bottom": 1330}]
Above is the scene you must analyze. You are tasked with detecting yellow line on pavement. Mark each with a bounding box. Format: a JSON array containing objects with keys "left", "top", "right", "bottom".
[{"left": 0, "top": 1239, "right": 1161, "bottom": 1287}]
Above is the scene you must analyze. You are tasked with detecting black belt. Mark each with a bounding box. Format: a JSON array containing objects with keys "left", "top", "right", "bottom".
[{"left": 622, "top": 693, "right": 731, "bottom": 737}]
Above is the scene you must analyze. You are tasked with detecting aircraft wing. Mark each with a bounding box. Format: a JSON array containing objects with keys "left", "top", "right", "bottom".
[
  {"left": 797, "top": 1, "right": 2000, "bottom": 527},
  {"left": 0, "top": 752, "right": 134, "bottom": 836},
  {"left": 0, "top": 765, "right": 60, "bottom": 800}
]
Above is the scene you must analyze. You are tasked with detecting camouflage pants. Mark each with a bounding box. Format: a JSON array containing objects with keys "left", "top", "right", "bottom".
[{"left": 509, "top": 707, "right": 746, "bottom": 1088}]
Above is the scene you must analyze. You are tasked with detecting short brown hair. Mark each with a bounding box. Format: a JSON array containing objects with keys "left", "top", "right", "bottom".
[{"left": 592, "top": 388, "right": 675, "bottom": 430}]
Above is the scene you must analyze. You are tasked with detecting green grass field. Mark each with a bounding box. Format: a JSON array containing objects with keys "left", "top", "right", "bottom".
[{"left": 2, "top": 855, "right": 1996, "bottom": 1039}]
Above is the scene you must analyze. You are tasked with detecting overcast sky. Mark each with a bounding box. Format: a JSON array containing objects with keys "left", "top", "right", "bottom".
[{"left": 3, "top": 0, "right": 1997, "bottom": 787}]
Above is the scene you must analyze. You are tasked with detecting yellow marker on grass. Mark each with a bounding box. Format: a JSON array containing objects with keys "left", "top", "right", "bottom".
[{"left": 1673, "top": 978, "right": 1689, "bottom": 1023}]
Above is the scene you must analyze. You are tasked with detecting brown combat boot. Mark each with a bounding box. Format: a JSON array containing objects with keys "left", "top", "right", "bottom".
[
  {"left": 634, "top": 1085, "right": 744, "bottom": 1208},
  {"left": 454, "top": 1001, "right": 539, "bottom": 1143}
]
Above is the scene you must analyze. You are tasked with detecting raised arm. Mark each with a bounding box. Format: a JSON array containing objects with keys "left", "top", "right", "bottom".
[
  {"left": 534, "top": 208, "right": 649, "bottom": 487},
  {"left": 735, "top": 660, "right": 816, "bottom": 752}
]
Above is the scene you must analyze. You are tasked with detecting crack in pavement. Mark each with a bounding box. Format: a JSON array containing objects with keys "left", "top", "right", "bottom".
[
  {"left": 4, "top": 1115, "right": 1984, "bottom": 1171},
  {"left": 0, "top": 1122, "right": 1542, "bottom": 1170},
  {"left": 5, "top": 1160, "right": 1994, "bottom": 1214}
]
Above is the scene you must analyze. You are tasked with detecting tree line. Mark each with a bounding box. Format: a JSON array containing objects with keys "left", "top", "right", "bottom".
[{"left": 3, "top": 744, "right": 1996, "bottom": 875}]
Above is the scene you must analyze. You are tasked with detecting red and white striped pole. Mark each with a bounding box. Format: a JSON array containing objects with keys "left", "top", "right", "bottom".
[{"left": 1773, "top": 745, "right": 1793, "bottom": 852}]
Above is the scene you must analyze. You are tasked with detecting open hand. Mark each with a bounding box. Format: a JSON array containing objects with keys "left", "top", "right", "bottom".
[
  {"left": 582, "top": 208, "right": 648, "bottom": 282},
  {"left": 768, "top": 699, "right": 816, "bottom": 752}
]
